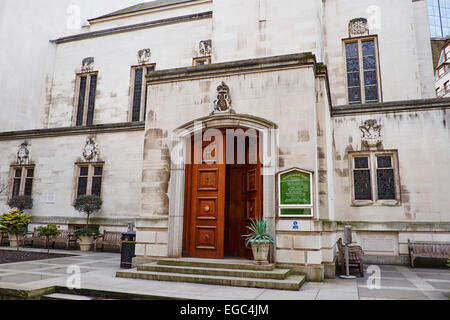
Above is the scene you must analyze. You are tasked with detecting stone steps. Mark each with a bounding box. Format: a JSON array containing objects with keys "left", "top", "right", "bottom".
[
  {"left": 156, "top": 258, "right": 276, "bottom": 271},
  {"left": 116, "top": 258, "right": 305, "bottom": 291},
  {"left": 138, "top": 262, "right": 291, "bottom": 279}
]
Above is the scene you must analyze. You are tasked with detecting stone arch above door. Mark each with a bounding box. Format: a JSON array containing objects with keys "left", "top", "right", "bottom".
[{"left": 167, "top": 113, "right": 279, "bottom": 259}]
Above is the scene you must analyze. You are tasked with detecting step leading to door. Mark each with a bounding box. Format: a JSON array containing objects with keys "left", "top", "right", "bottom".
[
  {"left": 116, "top": 269, "right": 305, "bottom": 291},
  {"left": 156, "top": 258, "right": 276, "bottom": 271},
  {"left": 138, "top": 262, "right": 291, "bottom": 280}
]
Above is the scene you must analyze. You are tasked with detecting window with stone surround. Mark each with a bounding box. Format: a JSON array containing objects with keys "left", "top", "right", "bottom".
[
  {"left": 9, "top": 165, "right": 35, "bottom": 198},
  {"left": 74, "top": 72, "right": 98, "bottom": 126},
  {"left": 350, "top": 151, "right": 400, "bottom": 206},
  {"left": 344, "top": 36, "right": 381, "bottom": 104},
  {"left": 129, "top": 65, "right": 155, "bottom": 122},
  {"left": 74, "top": 163, "right": 104, "bottom": 199}
]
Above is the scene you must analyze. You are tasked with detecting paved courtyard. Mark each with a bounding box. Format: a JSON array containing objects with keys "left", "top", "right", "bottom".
[{"left": 0, "top": 247, "right": 448, "bottom": 300}]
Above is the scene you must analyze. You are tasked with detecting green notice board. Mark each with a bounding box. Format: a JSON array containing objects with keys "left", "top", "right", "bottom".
[{"left": 280, "top": 170, "right": 311, "bottom": 205}]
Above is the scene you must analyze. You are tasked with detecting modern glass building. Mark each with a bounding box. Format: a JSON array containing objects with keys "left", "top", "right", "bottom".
[{"left": 428, "top": 0, "right": 450, "bottom": 37}]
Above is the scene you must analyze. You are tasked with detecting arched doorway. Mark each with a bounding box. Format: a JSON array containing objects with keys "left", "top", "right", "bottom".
[
  {"left": 183, "top": 128, "right": 263, "bottom": 259},
  {"left": 168, "top": 114, "right": 278, "bottom": 260}
]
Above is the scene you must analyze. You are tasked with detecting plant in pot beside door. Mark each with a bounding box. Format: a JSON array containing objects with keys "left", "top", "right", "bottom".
[
  {"left": 72, "top": 195, "right": 102, "bottom": 252},
  {"left": 242, "top": 219, "right": 275, "bottom": 265}
]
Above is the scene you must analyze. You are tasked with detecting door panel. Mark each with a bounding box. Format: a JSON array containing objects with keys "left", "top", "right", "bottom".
[{"left": 189, "top": 137, "right": 225, "bottom": 258}]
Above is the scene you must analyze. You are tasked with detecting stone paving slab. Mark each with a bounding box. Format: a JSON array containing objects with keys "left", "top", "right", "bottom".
[{"left": 0, "top": 247, "right": 448, "bottom": 300}]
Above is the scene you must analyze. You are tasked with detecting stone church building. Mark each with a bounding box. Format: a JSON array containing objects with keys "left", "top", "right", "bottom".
[{"left": 0, "top": 0, "right": 449, "bottom": 281}]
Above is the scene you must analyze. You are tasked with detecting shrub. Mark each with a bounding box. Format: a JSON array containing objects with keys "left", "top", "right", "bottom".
[
  {"left": 72, "top": 195, "right": 102, "bottom": 229},
  {"left": 8, "top": 195, "right": 33, "bottom": 212},
  {"left": 37, "top": 224, "right": 61, "bottom": 253},
  {"left": 0, "top": 209, "right": 32, "bottom": 250},
  {"left": 74, "top": 228, "right": 99, "bottom": 238}
]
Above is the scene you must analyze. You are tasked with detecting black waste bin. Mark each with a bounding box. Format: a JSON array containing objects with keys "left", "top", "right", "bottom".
[{"left": 120, "top": 231, "right": 136, "bottom": 269}]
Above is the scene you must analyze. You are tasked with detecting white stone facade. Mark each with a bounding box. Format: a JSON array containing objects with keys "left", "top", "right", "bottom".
[{"left": 0, "top": 0, "right": 448, "bottom": 281}]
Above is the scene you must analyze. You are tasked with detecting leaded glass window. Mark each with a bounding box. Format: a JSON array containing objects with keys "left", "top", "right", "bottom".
[
  {"left": 353, "top": 157, "right": 372, "bottom": 201},
  {"left": 376, "top": 155, "right": 396, "bottom": 200},
  {"left": 77, "top": 166, "right": 89, "bottom": 197},
  {"left": 351, "top": 152, "right": 399, "bottom": 205},
  {"left": 75, "top": 163, "right": 103, "bottom": 199},
  {"left": 74, "top": 72, "right": 98, "bottom": 126},
  {"left": 344, "top": 37, "right": 381, "bottom": 104},
  {"left": 130, "top": 65, "right": 155, "bottom": 122},
  {"left": 10, "top": 166, "right": 35, "bottom": 198},
  {"left": 345, "top": 42, "right": 361, "bottom": 104}
]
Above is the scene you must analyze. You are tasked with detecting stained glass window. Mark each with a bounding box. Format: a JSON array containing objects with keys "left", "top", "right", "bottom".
[
  {"left": 351, "top": 153, "right": 399, "bottom": 204},
  {"left": 353, "top": 157, "right": 372, "bottom": 201},
  {"left": 345, "top": 42, "right": 361, "bottom": 104},
  {"left": 344, "top": 38, "right": 380, "bottom": 104},
  {"left": 376, "top": 156, "right": 396, "bottom": 200}
]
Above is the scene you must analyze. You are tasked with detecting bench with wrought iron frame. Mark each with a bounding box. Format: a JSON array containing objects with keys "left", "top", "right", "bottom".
[{"left": 408, "top": 240, "right": 450, "bottom": 268}]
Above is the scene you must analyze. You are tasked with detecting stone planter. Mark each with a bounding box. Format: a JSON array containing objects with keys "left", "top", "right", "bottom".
[
  {"left": 8, "top": 233, "right": 21, "bottom": 247},
  {"left": 78, "top": 235, "right": 94, "bottom": 252},
  {"left": 250, "top": 240, "right": 271, "bottom": 265}
]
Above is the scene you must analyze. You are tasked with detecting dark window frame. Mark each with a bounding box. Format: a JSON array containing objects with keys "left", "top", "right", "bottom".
[
  {"left": 9, "top": 165, "right": 35, "bottom": 199},
  {"left": 74, "top": 162, "right": 104, "bottom": 199},
  {"left": 74, "top": 71, "right": 98, "bottom": 126},
  {"left": 349, "top": 151, "right": 400, "bottom": 206},
  {"left": 129, "top": 64, "right": 155, "bottom": 122},
  {"left": 343, "top": 35, "right": 382, "bottom": 105}
]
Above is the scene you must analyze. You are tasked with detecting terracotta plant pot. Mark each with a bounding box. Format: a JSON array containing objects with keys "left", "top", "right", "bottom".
[
  {"left": 78, "top": 235, "right": 94, "bottom": 251},
  {"left": 250, "top": 240, "right": 271, "bottom": 265}
]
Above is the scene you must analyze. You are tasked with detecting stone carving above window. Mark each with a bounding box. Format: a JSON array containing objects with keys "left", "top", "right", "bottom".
[
  {"left": 199, "top": 40, "right": 212, "bottom": 56},
  {"left": 213, "top": 81, "right": 232, "bottom": 114},
  {"left": 359, "top": 119, "right": 382, "bottom": 148},
  {"left": 82, "top": 137, "right": 99, "bottom": 162},
  {"left": 349, "top": 18, "right": 369, "bottom": 37},
  {"left": 17, "top": 143, "right": 30, "bottom": 165},
  {"left": 81, "top": 57, "right": 94, "bottom": 73},
  {"left": 137, "top": 49, "right": 151, "bottom": 64}
]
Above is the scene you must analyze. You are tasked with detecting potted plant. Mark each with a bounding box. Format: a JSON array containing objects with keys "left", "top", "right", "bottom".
[
  {"left": 242, "top": 218, "right": 275, "bottom": 265},
  {"left": 37, "top": 224, "right": 61, "bottom": 254},
  {"left": 74, "top": 228, "right": 100, "bottom": 251},
  {"left": 0, "top": 209, "right": 32, "bottom": 250},
  {"left": 72, "top": 195, "right": 102, "bottom": 251}
]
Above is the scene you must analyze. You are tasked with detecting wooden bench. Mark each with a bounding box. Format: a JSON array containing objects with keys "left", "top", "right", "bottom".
[
  {"left": 408, "top": 240, "right": 450, "bottom": 268},
  {"left": 337, "top": 238, "right": 365, "bottom": 277},
  {"left": 24, "top": 229, "right": 47, "bottom": 248},
  {"left": 94, "top": 231, "right": 122, "bottom": 252},
  {"left": 24, "top": 229, "right": 77, "bottom": 249}
]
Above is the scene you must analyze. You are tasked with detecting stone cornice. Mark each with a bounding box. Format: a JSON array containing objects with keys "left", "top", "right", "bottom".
[
  {"left": 146, "top": 53, "right": 321, "bottom": 83},
  {"left": 0, "top": 122, "right": 145, "bottom": 141},
  {"left": 51, "top": 11, "right": 212, "bottom": 44},
  {"left": 332, "top": 97, "right": 450, "bottom": 116}
]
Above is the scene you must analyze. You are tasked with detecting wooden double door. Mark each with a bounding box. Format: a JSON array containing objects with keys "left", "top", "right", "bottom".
[{"left": 183, "top": 129, "right": 262, "bottom": 259}]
